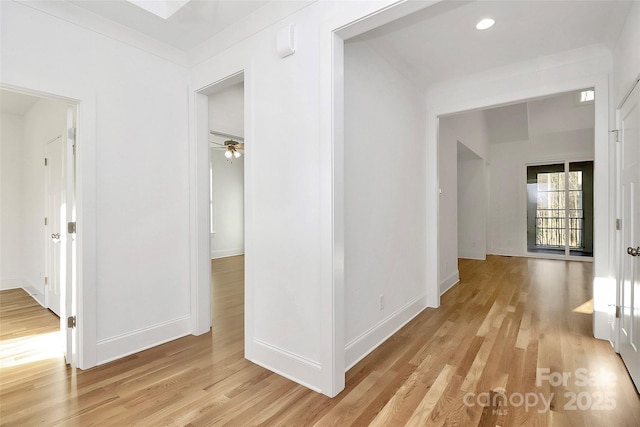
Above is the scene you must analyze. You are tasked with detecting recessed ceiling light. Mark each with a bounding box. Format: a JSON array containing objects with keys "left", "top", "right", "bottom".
[{"left": 476, "top": 18, "right": 495, "bottom": 30}]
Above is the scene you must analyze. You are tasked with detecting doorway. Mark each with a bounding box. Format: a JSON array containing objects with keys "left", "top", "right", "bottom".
[
  {"left": 437, "top": 89, "right": 596, "bottom": 299},
  {"left": 191, "top": 71, "right": 248, "bottom": 354},
  {"left": 207, "top": 80, "right": 246, "bottom": 346},
  {"left": 0, "top": 88, "right": 77, "bottom": 365}
]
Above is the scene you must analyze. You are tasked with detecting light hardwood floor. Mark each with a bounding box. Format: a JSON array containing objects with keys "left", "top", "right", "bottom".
[{"left": 1, "top": 255, "right": 639, "bottom": 426}]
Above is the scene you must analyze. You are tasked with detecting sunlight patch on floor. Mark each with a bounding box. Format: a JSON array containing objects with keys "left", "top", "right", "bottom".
[
  {"left": 572, "top": 298, "right": 594, "bottom": 314},
  {"left": 0, "top": 331, "right": 63, "bottom": 368}
]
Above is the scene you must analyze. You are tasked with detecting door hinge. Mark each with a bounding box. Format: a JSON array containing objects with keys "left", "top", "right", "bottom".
[
  {"left": 44, "top": 276, "right": 48, "bottom": 285},
  {"left": 44, "top": 217, "right": 48, "bottom": 226},
  {"left": 44, "top": 158, "right": 48, "bottom": 166},
  {"left": 616, "top": 218, "right": 621, "bottom": 230},
  {"left": 68, "top": 127, "right": 76, "bottom": 140},
  {"left": 67, "top": 221, "right": 76, "bottom": 234},
  {"left": 615, "top": 306, "right": 621, "bottom": 319},
  {"left": 611, "top": 129, "right": 621, "bottom": 142},
  {"left": 67, "top": 315, "right": 76, "bottom": 328}
]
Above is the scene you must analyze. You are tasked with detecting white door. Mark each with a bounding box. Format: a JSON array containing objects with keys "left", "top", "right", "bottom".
[
  {"left": 45, "top": 135, "right": 64, "bottom": 317},
  {"left": 620, "top": 81, "right": 640, "bottom": 393}
]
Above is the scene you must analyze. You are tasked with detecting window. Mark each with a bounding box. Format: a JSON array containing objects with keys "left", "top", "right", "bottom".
[
  {"left": 580, "top": 89, "right": 595, "bottom": 103},
  {"left": 535, "top": 171, "right": 583, "bottom": 248},
  {"left": 527, "top": 162, "right": 593, "bottom": 257}
]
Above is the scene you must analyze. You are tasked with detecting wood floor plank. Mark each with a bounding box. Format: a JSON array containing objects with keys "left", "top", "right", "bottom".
[{"left": 2, "top": 255, "right": 639, "bottom": 426}]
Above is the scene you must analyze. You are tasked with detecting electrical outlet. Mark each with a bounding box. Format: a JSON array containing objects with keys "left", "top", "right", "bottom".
[{"left": 379, "top": 295, "right": 384, "bottom": 311}]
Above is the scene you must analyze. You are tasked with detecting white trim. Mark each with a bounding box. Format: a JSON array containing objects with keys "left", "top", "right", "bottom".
[
  {"left": 459, "top": 254, "right": 486, "bottom": 261},
  {"left": 211, "top": 248, "right": 244, "bottom": 259},
  {"left": 251, "top": 338, "right": 322, "bottom": 393},
  {"left": 190, "top": 68, "right": 249, "bottom": 339},
  {"left": 189, "top": 90, "right": 211, "bottom": 336},
  {"left": 96, "top": 315, "right": 191, "bottom": 364},
  {"left": 344, "top": 295, "right": 427, "bottom": 371},
  {"left": 440, "top": 271, "right": 460, "bottom": 296},
  {"left": 23, "top": 285, "right": 46, "bottom": 307}
]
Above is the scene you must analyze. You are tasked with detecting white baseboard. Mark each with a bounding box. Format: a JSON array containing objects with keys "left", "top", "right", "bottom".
[
  {"left": 345, "top": 295, "right": 427, "bottom": 371},
  {"left": 96, "top": 315, "right": 191, "bottom": 365},
  {"left": 440, "top": 270, "right": 460, "bottom": 295},
  {"left": 211, "top": 248, "right": 245, "bottom": 259},
  {"left": 249, "top": 338, "right": 322, "bottom": 393},
  {"left": 487, "top": 248, "right": 520, "bottom": 257},
  {"left": 23, "top": 284, "right": 45, "bottom": 307},
  {"left": 458, "top": 252, "right": 486, "bottom": 261}
]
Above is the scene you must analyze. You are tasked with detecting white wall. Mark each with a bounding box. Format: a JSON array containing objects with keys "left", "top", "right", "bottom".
[
  {"left": 528, "top": 91, "right": 596, "bottom": 136},
  {"left": 438, "top": 111, "right": 489, "bottom": 294},
  {"left": 488, "top": 128, "right": 594, "bottom": 256},
  {"left": 208, "top": 83, "right": 244, "bottom": 259},
  {"left": 0, "top": 113, "right": 25, "bottom": 290},
  {"left": 458, "top": 155, "right": 486, "bottom": 261},
  {"left": 343, "top": 40, "right": 426, "bottom": 369},
  {"left": 612, "top": 1, "right": 640, "bottom": 106},
  {"left": 189, "top": 0, "right": 420, "bottom": 396},
  {"left": 1, "top": 1, "right": 190, "bottom": 366}
]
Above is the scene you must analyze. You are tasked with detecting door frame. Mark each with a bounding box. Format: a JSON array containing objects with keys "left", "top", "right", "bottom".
[
  {"left": 427, "top": 73, "right": 611, "bottom": 341},
  {"left": 42, "top": 104, "right": 77, "bottom": 364},
  {"left": 189, "top": 69, "right": 252, "bottom": 351},
  {"left": 614, "top": 75, "right": 640, "bottom": 353},
  {"left": 1, "top": 83, "right": 97, "bottom": 369},
  {"left": 615, "top": 76, "right": 640, "bottom": 392}
]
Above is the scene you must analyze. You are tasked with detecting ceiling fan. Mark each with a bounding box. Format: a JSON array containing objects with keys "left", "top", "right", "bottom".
[{"left": 209, "top": 130, "right": 244, "bottom": 159}]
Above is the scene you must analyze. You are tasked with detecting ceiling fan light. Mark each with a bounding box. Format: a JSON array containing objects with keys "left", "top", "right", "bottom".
[
  {"left": 224, "top": 149, "right": 233, "bottom": 159},
  {"left": 233, "top": 150, "right": 241, "bottom": 159}
]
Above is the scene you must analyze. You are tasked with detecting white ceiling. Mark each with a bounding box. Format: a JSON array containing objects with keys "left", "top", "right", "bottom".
[
  {"left": 7, "top": 0, "right": 630, "bottom": 119},
  {"left": 22, "top": 1, "right": 632, "bottom": 77},
  {"left": 351, "top": 0, "right": 632, "bottom": 87},
  {"left": 67, "top": 0, "right": 270, "bottom": 51},
  {"left": 0, "top": 90, "right": 40, "bottom": 116},
  {"left": 482, "top": 89, "right": 595, "bottom": 145}
]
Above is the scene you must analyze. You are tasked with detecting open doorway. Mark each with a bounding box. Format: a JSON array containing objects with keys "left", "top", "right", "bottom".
[
  {"left": 0, "top": 88, "right": 77, "bottom": 366},
  {"left": 438, "top": 89, "right": 595, "bottom": 295},
  {"left": 207, "top": 80, "right": 245, "bottom": 349},
  {"left": 335, "top": 0, "right": 617, "bottom": 394}
]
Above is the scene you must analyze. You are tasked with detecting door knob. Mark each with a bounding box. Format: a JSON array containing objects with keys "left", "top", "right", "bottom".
[
  {"left": 627, "top": 246, "right": 640, "bottom": 256},
  {"left": 51, "top": 233, "right": 60, "bottom": 240}
]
